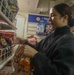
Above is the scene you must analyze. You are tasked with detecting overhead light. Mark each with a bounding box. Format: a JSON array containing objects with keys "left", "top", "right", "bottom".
[
  {"left": 37, "top": 8, "right": 49, "bottom": 12},
  {"left": 40, "top": 8, "right": 48, "bottom": 12}
]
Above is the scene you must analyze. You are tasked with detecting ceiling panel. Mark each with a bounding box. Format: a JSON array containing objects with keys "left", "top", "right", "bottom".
[
  {"left": 18, "top": 0, "right": 39, "bottom": 13},
  {"left": 17, "top": 0, "right": 74, "bottom": 15}
]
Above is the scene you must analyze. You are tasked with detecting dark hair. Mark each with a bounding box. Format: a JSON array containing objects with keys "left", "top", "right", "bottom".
[{"left": 53, "top": 3, "right": 74, "bottom": 27}]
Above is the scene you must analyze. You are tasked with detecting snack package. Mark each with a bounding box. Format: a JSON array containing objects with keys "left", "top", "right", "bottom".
[{"left": 14, "top": 45, "right": 32, "bottom": 75}]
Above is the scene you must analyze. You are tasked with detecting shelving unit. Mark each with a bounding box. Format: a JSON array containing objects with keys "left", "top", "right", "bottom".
[
  {"left": 0, "top": 54, "right": 14, "bottom": 70},
  {"left": 0, "top": 46, "right": 12, "bottom": 69},
  {"left": 0, "top": 10, "right": 16, "bottom": 30},
  {"left": 0, "top": 0, "right": 17, "bottom": 30},
  {"left": 0, "top": 1, "right": 19, "bottom": 74},
  {"left": 0, "top": 45, "right": 19, "bottom": 70}
]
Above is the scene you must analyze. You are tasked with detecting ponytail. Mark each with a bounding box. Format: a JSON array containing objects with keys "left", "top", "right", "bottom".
[{"left": 68, "top": 17, "right": 74, "bottom": 27}]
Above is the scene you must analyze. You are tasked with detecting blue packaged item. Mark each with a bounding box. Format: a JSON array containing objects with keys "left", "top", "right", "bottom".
[{"left": 36, "top": 21, "right": 45, "bottom": 35}]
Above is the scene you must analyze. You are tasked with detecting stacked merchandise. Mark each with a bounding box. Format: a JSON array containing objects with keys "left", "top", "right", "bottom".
[
  {"left": 8, "top": 0, "right": 19, "bottom": 13},
  {"left": 0, "top": 0, "right": 18, "bottom": 74},
  {"left": 0, "top": 0, "right": 19, "bottom": 22},
  {"left": 8, "top": 0, "right": 19, "bottom": 22},
  {"left": 0, "top": 32, "right": 13, "bottom": 63},
  {"left": 0, "top": 32, "right": 14, "bottom": 75}
]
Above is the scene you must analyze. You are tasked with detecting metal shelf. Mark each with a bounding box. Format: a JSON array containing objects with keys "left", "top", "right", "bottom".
[
  {"left": 0, "top": 54, "right": 14, "bottom": 70},
  {"left": 0, "top": 10, "right": 17, "bottom": 30},
  {"left": 0, "top": 45, "right": 20, "bottom": 70}
]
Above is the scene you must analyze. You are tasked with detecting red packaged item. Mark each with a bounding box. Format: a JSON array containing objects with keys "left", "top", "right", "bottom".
[
  {"left": 28, "top": 35, "right": 37, "bottom": 46},
  {"left": 14, "top": 45, "right": 32, "bottom": 75}
]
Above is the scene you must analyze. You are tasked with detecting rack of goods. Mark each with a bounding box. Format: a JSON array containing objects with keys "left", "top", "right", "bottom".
[
  {"left": 0, "top": 0, "right": 19, "bottom": 74},
  {"left": 0, "top": 0, "right": 19, "bottom": 30}
]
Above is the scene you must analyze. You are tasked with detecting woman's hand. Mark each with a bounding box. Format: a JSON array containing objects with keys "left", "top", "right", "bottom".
[{"left": 24, "top": 45, "right": 38, "bottom": 58}]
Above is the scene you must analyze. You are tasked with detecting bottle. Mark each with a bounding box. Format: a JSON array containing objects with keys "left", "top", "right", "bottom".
[{"left": 0, "top": 36, "right": 8, "bottom": 48}]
